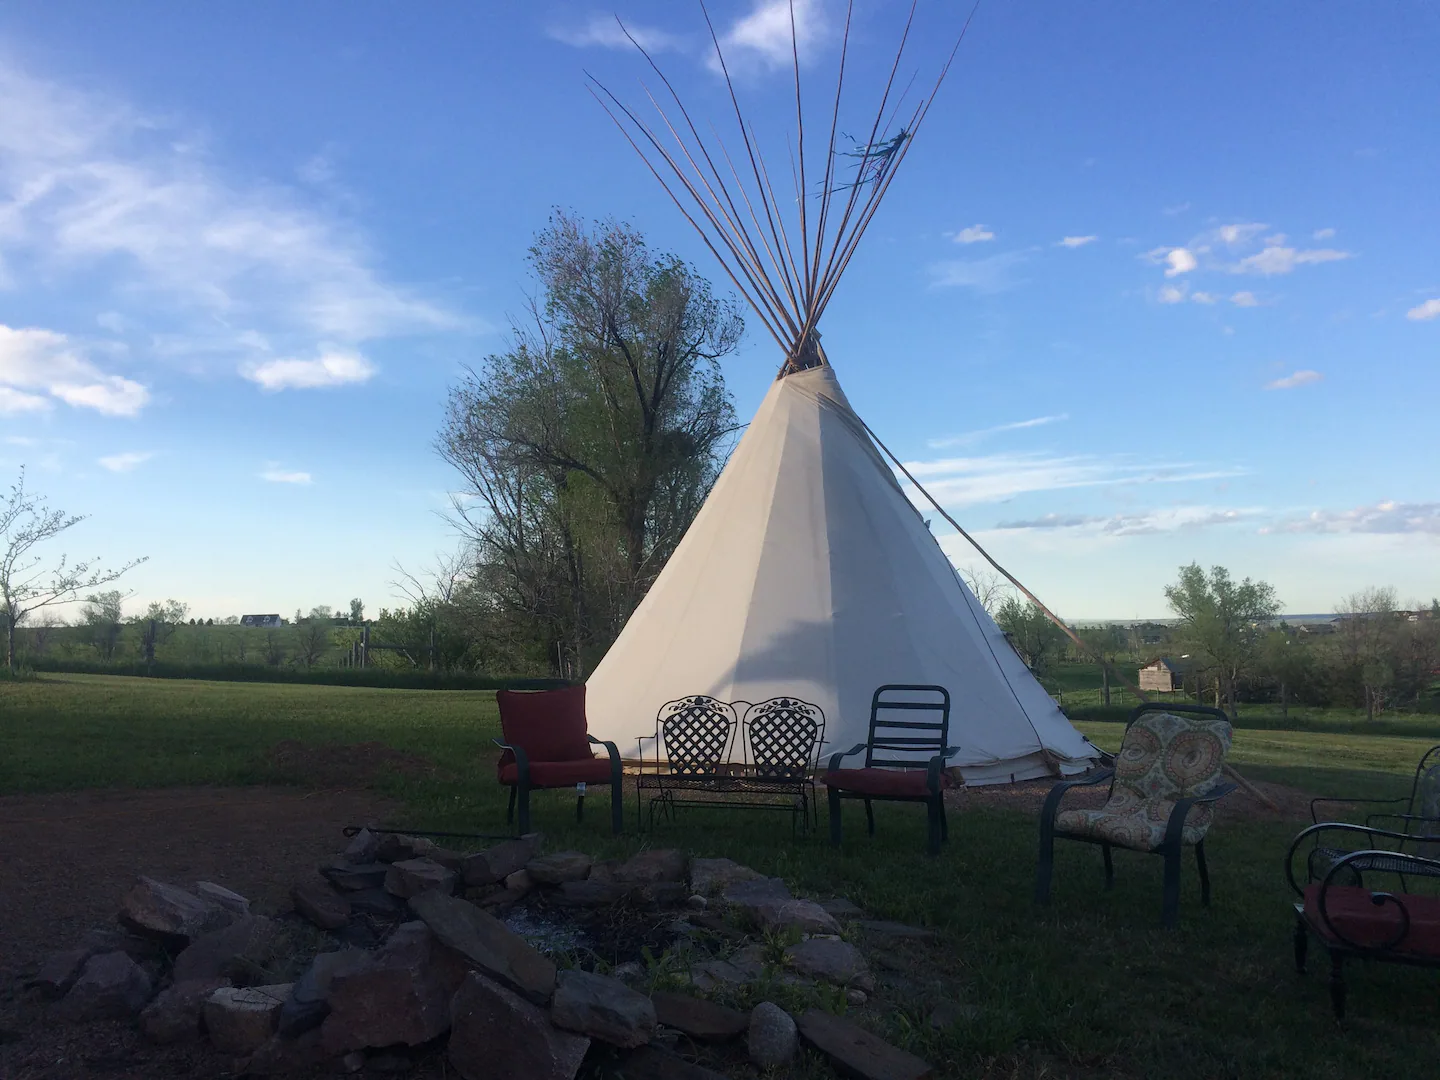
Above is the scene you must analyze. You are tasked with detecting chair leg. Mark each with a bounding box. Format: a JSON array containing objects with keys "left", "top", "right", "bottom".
[
  {"left": 828, "top": 789, "right": 843, "bottom": 847},
  {"left": 1035, "top": 821, "right": 1055, "bottom": 907},
  {"left": 1102, "top": 843, "right": 1114, "bottom": 890},
  {"left": 1161, "top": 845, "right": 1182, "bottom": 929},
  {"left": 1293, "top": 917, "right": 1309, "bottom": 974},
  {"left": 576, "top": 792, "right": 585, "bottom": 822},
  {"left": 864, "top": 799, "right": 875, "bottom": 837},
  {"left": 939, "top": 800, "right": 949, "bottom": 842},
  {"left": 1195, "top": 840, "right": 1211, "bottom": 907},
  {"left": 506, "top": 786, "right": 516, "bottom": 825},
  {"left": 926, "top": 798, "right": 941, "bottom": 855},
  {"left": 610, "top": 782, "right": 624, "bottom": 836},
  {"left": 1328, "top": 953, "right": 1346, "bottom": 1020},
  {"left": 516, "top": 783, "right": 531, "bottom": 836}
]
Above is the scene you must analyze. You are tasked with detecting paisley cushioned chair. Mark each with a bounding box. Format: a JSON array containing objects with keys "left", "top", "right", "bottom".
[{"left": 1034, "top": 703, "right": 1236, "bottom": 927}]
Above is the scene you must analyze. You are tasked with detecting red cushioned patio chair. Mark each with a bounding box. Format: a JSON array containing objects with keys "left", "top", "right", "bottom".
[
  {"left": 825, "top": 685, "right": 958, "bottom": 855},
  {"left": 494, "top": 685, "right": 623, "bottom": 835}
]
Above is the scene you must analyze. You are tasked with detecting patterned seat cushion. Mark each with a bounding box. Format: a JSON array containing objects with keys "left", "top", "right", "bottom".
[{"left": 1055, "top": 711, "right": 1231, "bottom": 852}]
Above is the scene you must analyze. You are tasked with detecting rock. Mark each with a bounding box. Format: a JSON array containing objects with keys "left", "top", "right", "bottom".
[
  {"left": 376, "top": 833, "right": 437, "bottom": 863},
  {"left": 407, "top": 890, "right": 556, "bottom": 1004},
  {"left": 343, "top": 828, "right": 380, "bottom": 864},
  {"left": 121, "top": 877, "right": 231, "bottom": 941},
  {"left": 29, "top": 948, "right": 94, "bottom": 998},
  {"left": 288, "top": 880, "right": 351, "bottom": 931},
  {"left": 757, "top": 898, "right": 841, "bottom": 936},
  {"left": 615, "top": 849, "right": 688, "bottom": 885},
  {"left": 241, "top": 1028, "right": 329, "bottom": 1075},
  {"left": 857, "top": 920, "right": 934, "bottom": 940},
  {"left": 429, "top": 847, "right": 466, "bottom": 871},
  {"left": 367, "top": 1050, "right": 417, "bottom": 1073},
  {"left": 621, "top": 1046, "right": 731, "bottom": 1080},
  {"left": 690, "top": 857, "right": 763, "bottom": 896},
  {"left": 448, "top": 972, "right": 589, "bottom": 1080},
  {"left": 339, "top": 1051, "right": 366, "bottom": 1073},
  {"left": 686, "top": 913, "right": 749, "bottom": 942},
  {"left": 347, "top": 887, "right": 404, "bottom": 917},
  {"left": 138, "top": 977, "right": 230, "bottom": 1044},
  {"left": 848, "top": 988, "right": 869, "bottom": 1006},
  {"left": 79, "top": 927, "right": 165, "bottom": 966},
  {"left": 319, "top": 859, "right": 390, "bottom": 891},
  {"left": 459, "top": 836, "right": 537, "bottom": 886},
  {"left": 194, "top": 881, "right": 251, "bottom": 915},
  {"left": 784, "top": 937, "right": 874, "bottom": 992},
  {"left": 748, "top": 1002, "right": 798, "bottom": 1068},
  {"left": 525, "top": 851, "right": 593, "bottom": 885},
  {"left": 820, "top": 897, "right": 866, "bottom": 919},
  {"left": 721, "top": 875, "right": 792, "bottom": 913},
  {"left": 278, "top": 949, "right": 368, "bottom": 1037},
  {"left": 474, "top": 887, "right": 526, "bottom": 911},
  {"left": 172, "top": 914, "right": 280, "bottom": 983},
  {"left": 651, "top": 991, "right": 748, "bottom": 1041},
  {"left": 384, "top": 858, "right": 457, "bottom": 898},
  {"left": 550, "top": 969, "right": 656, "bottom": 1048},
  {"left": 61, "top": 951, "right": 153, "bottom": 1020},
  {"left": 503, "top": 868, "right": 534, "bottom": 894},
  {"left": 320, "top": 922, "right": 468, "bottom": 1055},
  {"left": 686, "top": 894, "right": 708, "bottom": 911},
  {"left": 203, "top": 983, "right": 291, "bottom": 1055},
  {"left": 797, "top": 1007, "right": 933, "bottom": 1080},
  {"left": 555, "top": 879, "right": 631, "bottom": 907},
  {"left": 689, "top": 945, "right": 766, "bottom": 992},
  {"left": 638, "top": 882, "right": 690, "bottom": 909}
]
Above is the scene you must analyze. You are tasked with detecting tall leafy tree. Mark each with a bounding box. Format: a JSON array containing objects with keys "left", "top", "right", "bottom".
[
  {"left": 997, "top": 597, "right": 1068, "bottom": 679},
  {"left": 1164, "top": 563, "right": 1280, "bottom": 718}
]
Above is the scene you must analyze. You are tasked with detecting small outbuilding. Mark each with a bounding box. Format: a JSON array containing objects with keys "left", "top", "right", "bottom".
[{"left": 1138, "top": 657, "right": 1184, "bottom": 693}]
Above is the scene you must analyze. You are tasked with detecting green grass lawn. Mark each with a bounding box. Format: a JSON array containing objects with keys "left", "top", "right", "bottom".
[{"left": 3, "top": 673, "right": 1437, "bottom": 1079}]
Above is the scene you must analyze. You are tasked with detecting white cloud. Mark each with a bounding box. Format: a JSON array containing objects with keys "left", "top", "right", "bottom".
[
  {"left": 1265, "top": 369, "right": 1323, "bottom": 391},
  {"left": 261, "top": 465, "right": 313, "bottom": 485},
  {"left": 953, "top": 224, "right": 995, "bottom": 245},
  {"left": 0, "top": 61, "right": 459, "bottom": 379},
  {"left": 0, "top": 323, "right": 150, "bottom": 416},
  {"left": 927, "top": 414, "right": 1068, "bottom": 450},
  {"left": 1230, "top": 291, "right": 1260, "bottom": 307},
  {"left": 547, "top": 14, "right": 686, "bottom": 52},
  {"left": 1406, "top": 297, "right": 1440, "bottom": 321},
  {"left": 928, "top": 251, "right": 1027, "bottom": 293},
  {"left": 1158, "top": 284, "right": 1187, "bottom": 304},
  {"left": 992, "top": 506, "right": 1261, "bottom": 537},
  {"left": 709, "top": 0, "right": 825, "bottom": 71},
  {"left": 1273, "top": 501, "right": 1440, "bottom": 536},
  {"left": 1234, "top": 246, "right": 1352, "bottom": 276},
  {"left": 1056, "top": 235, "right": 1097, "bottom": 248},
  {"left": 1191, "top": 291, "right": 1219, "bottom": 304},
  {"left": 1163, "top": 248, "right": 1197, "bottom": 277},
  {"left": 1216, "top": 222, "right": 1268, "bottom": 247},
  {"left": 242, "top": 350, "right": 376, "bottom": 391},
  {"left": 98, "top": 450, "right": 152, "bottom": 472},
  {"left": 1313, "top": 227, "right": 1336, "bottom": 240}
]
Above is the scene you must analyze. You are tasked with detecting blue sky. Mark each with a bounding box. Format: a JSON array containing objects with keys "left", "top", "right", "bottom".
[{"left": 1, "top": 1, "right": 1436, "bottom": 623}]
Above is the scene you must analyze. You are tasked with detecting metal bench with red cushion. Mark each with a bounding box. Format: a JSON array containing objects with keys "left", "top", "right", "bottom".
[{"left": 494, "top": 685, "right": 622, "bottom": 835}]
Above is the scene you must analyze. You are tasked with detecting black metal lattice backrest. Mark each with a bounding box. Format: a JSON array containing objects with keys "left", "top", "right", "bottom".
[
  {"left": 657, "top": 696, "right": 738, "bottom": 776},
  {"left": 743, "top": 697, "right": 826, "bottom": 780},
  {"left": 864, "top": 684, "right": 951, "bottom": 769}
]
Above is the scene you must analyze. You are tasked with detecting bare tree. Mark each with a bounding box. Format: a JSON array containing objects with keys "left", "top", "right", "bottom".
[
  {"left": 959, "top": 565, "right": 1013, "bottom": 614},
  {"left": 1, "top": 468, "right": 146, "bottom": 673},
  {"left": 1336, "top": 586, "right": 1400, "bottom": 720}
]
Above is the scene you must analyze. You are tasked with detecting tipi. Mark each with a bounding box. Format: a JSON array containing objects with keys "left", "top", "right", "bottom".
[{"left": 584, "top": 2, "right": 1098, "bottom": 783}]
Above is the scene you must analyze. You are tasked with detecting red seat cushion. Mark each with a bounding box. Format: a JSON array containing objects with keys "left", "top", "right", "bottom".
[
  {"left": 1302, "top": 885, "right": 1440, "bottom": 958},
  {"left": 495, "top": 685, "right": 592, "bottom": 768},
  {"left": 824, "top": 767, "right": 952, "bottom": 798},
  {"left": 498, "top": 757, "right": 615, "bottom": 789}
]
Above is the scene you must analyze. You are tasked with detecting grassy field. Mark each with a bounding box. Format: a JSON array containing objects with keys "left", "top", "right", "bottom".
[{"left": 2, "top": 673, "right": 1437, "bottom": 1079}]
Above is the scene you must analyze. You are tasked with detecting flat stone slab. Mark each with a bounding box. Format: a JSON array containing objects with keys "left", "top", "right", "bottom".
[
  {"left": 139, "top": 977, "right": 231, "bottom": 1044},
  {"left": 319, "top": 859, "right": 390, "bottom": 891},
  {"left": 449, "top": 972, "right": 589, "bottom": 1080},
  {"left": 651, "top": 991, "right": 748, "bottom": 1041},
  {"left": 690, "top": 858, "right": 764, "bottom": 896},
  {"left": 204, "top": 983, "right": 291, "bottom": 1056},
  {"left": 857, "top": 920, "right": 934, "bottom": 940},
  {"left": 194, "top": 881, "right": 250, "bottom": 915},
  {"left": 784, "top": 937, "right": 874, "bottom": 992},
  {"left": 384, "top": 857, "right": 457, "bottom": 898},
  {"left": 408, "top": 890, "right": 556, "bottom": 1003},
  {"left": 551, "top": 969, "right": 656, "bottom": 1048},
  {"left": 820, "top": 897, "right": 866, "bottom": 919},
  {"left": 757, "top": 898, "right": 841, "bottom": 936},
  {"left": 61, "top": 951, "right": 153, "bottom": 1020},
  {"left": 525, "top": 851, "right": 593, "bottom": 885},
  {"left": 29, "top": 948, "right": 95, "bottom": 998},
  {"left": 622, "top": 1045, "right": 731, "bottom": 1080},
  {"left": 121, "top": 877, "right": 231, "bottom": 941},
  {"left": 797, "top": 1008, "right": 933, "bottom": 1080},
  {"left": 721, "top": 876, "right": 792, "bottom": 910},
  {"left": 615, "top": 849, "right": 688, "bottom": 885},
  {"left": 172, "top": 914, "right": 280, "bottom": 983},
  {"left": 461, "top": 836, "right": 539, "bottom": 887}
]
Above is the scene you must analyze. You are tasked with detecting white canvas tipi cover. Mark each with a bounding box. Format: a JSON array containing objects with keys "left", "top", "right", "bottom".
[{"left": 586, "top": 364, "right": 1098, "bottom": 784}]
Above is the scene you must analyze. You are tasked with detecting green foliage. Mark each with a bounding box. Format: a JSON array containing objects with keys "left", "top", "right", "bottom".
[
  {"left": 1164, "top": 563, "right": 1281, "bottom": 717},
  {"left": 995, "top": 598, "right": 1067, "bottom": 676}
]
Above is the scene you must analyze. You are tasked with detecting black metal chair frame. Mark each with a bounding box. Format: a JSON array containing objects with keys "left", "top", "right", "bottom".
[
  {"left": 1034, "top": 702, "right": 1237, "bottom": 929},
  {"left": 826, "top": 684, "right": 958, "bottom": 856},
  {"left": 1285, "top": 821, "right": 1440, "bottom": 1019},
  {"left": 636, "top": 695, "right": 826, "bottom": 833},
  {"left": 1310, "top": 744, "right": 1440, "bottom": 834},
  {"left": 494, "top": 734, "right": 623, "bottom": 836}
]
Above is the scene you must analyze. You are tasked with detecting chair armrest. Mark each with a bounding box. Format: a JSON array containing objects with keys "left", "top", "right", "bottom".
[
  {"left": 924, "top": 747, "right": 963, "bottom": 794},
  {"left": 1283, "top": 820, "right": 1436, "bottom": 895},
  {"left": 493, "top": 739, "right": 530, "bottom": 786},
  {"left": 1365, "top": 811, "right": 1440, "bottom": 831},
  {"left": 826, "top": 743, "right": 868, "bottom": 772},
  {"left": 1039, "top": 768, "right": 1115, "bottom": 830},
  {"left": 588, "top": 734, "right": 622, "bottom": 771},
  {"left": 1310, "top": 794, "right": 1406, "bottom": 825},
  {"left": 1162, "top": 782, "right": 1238, "bottom": 849}
]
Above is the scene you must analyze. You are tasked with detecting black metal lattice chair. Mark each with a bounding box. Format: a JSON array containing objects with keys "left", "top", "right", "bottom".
[
  {"left": 740, "top": 696, "right": 826, "bottom": 828},
  {"left": 1286, "top": 821, "right": 1440, "bottom": 1018},
  {"left": 635, "top": 696, "right": 739, "bottom": 829},
  {"left": 825, "top": 685, "right": 958, "bottom": 855},
  {"left": 1035, "top": 703, "right": 1237, "bottom": 928},
  {"left": 1308, "top": 744, "right": 1440, "bottom": 872}
]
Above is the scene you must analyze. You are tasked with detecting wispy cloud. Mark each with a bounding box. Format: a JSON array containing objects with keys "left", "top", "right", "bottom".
[
  {"left": 708, "top": 0, "right": 826, "bottom": 72},
  {"left": 0, "top": 324, "right": 149, "bottom": 416},
  {"left": 928, "top": 251, "right": 1028, "bottom": 294},
  {"left": 897, "top": 451, "right": 1246, "bottom": 507},
  {"left": 242, "top": 350, "right": 376, "bottom": 392},
  {"left": 1158, "top": 284, "right": 1188, "bottom": 304},
  {"left": 1406, "top": 297, "right": 1440, "bottom": 321},
  {"left": 1191, "top": 291, "right": 1219, "bottom": 304},
  {"left": 547, "top": 14, "right": 686, "bottom": 52},
  {"left": 1268, "top": 500, "right": 1440, "bottom": 536},
  {"left": 1230, "top": 291, "right": 1261, "bottom": 307},
  {"left": 1215, "top": 222, "right": 1268, "bottom": 247},
  {"left": 1056, "top": 235, "right": 1097, "bottom": 248},
  {"left": 261, "top": 465, "right": 313, "bottom": 485},
  {"left": 98, "top": 451, "right": 153, "bottom": 472},
  {"left": 927, "top": 414, "right": 1068, "bottom": 450},
  {"left": 952, "top": 224, "right": 995, "bottom": 245},
  {"left": 1313, "top": 227, "right": 1336, "bottom": 240},
  {"left": 1265, "top": 369, "right": 1323, "bottom": 391},
  {"left": 1234, "top": 245, "right": 1352, "bottom": 276},
  {"left": 992, "top": 506, "right": 1262, "bottom": 537}
]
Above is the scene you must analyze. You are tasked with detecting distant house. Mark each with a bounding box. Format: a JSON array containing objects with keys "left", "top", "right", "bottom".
[
  {"left": 240, "top": 614, "right": 283, "bottom": 629},
  {"left": 1138, "top": 657, "right": 1185, "bottom": 693}
]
